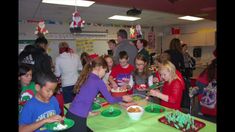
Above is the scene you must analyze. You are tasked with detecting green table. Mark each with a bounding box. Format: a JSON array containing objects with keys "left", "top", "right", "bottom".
[{"left": 87, "top": 103, "right": 216, "bottom": 132}]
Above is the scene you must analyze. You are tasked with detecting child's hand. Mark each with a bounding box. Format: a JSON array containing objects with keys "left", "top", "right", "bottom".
[
  {"left": 44, "top": 115, "right": 62, "bottom": 123},
  {"left": 112, "top": 83, "right": 118, "bottom": 89},
  {"left": 149, "top": 89, "right": 160, "bottom": 97},
  {"left": 89, "top": 111, "right": 100, "bottom": 117},
  {"left": 122, "top": 95, "right": 133, "bottom": 102},
  {"left": 120, "top": 85, "right": 128, "bottom": 91},
  {"left": 122, "top": 78, "right": 130, "bottom": 83},
  {"left": 153, "top": 77, "right": 159, "bottom": 83}
]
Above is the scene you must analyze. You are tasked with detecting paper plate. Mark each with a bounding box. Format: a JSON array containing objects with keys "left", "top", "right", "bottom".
[
  {"left": 44, "top": 118, "right": 74, "bottom": 131},
  {"left": 101, "top": 108, "right": 121, "bottom": 117},
  {"left": 149, "top": 82, "right": 164, "bottom": 89},
  {"left": 145, "top": 105, "right": 165, "bottom": 113},
  {"left": 92, "top": 103, "right": 101, "bottom": 111}
]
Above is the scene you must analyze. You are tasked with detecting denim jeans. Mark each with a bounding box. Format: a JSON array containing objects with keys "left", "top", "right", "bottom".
[{"left": 62, "top": 85, "right": 75, "bottom": 104}]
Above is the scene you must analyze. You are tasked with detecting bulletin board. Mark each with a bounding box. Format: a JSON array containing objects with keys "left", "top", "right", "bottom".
[{"left": 46, "top": 39, "right": 109, "bottom": 63}]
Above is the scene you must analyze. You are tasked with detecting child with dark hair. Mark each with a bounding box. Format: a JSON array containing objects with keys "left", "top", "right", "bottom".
[
  {"left": 109, "top": 51, "right": 135, "bottom": 94},
  {"left": 19, "top": 36, "right": 53, "bottom": 82},
  {"left": 190, "top": 59, "right": 217, "bottom": 95},
  {"left": 66, "top": 56, "right": 132, "bottom": 132},
  {"left": 80, "top": 52, "right": 91, "bottom": 68},
  {"left": 19, "top": 64, "right": 36, "bottom": 113},
  {"left": 19, "top": 72, "right": 63, "bottom": 132}
]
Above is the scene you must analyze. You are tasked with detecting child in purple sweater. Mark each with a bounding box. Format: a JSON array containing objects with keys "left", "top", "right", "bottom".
[{"left": 66, "top": 56, "right": 133, "bottom": 132}]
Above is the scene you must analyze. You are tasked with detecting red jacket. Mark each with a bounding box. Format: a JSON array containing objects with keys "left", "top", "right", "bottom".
[
  {"left": 197, "top": 69, "right": 209, "bottom": 85},
  {"left": 161, "top": 79, "right": 184, "bottom": 110},
  {"left": 155, "top": 70, "right": 185, "bottom": 90}
]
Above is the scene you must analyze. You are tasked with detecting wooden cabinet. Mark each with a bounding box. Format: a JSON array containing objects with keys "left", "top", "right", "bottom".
[
  {"left": 179, "top": 31, "right": 215, "bottom": 46},
  {"left": 162, "top": 31, "right": 215, "bottom": 48},
  {"left": 205, "top": 31, "right": 216, "bottom": 46}
]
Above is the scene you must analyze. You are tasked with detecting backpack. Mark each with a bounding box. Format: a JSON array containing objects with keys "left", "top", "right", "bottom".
[{"left": 200, "top": 80, "right": 217, "bottom": 109}]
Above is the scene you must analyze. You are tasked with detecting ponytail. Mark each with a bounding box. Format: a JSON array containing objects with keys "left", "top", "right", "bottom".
[
  {"left": 73, "top": 56, "right": 108, "bottom": 93},
  {"left": 73, "top": 63, "right": 92, "bottom": 93}
]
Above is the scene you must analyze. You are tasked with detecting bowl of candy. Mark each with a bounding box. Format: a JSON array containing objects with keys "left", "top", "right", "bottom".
[
  {"left": 126, "top": 105, "right": 144, "bottom": 121},
  {"left": 111, "top": 87, "right": 127, "bottom": 97}
]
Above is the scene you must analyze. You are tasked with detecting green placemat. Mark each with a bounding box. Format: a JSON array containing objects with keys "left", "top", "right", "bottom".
[
  {"left": 92, "top": 103, "right": 101, "bottom": 111},
  {"left": 145, "top": 104, "right": 165, "bottom": 113},
  {"left": 44, "top": 118, "right": 74, "bottom": 131},
  {"left": 101, "top": 108, "right": 121, "bottom": 117}
]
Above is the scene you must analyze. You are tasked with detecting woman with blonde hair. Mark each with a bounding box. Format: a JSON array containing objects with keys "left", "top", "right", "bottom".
[{"left": 149, "top": 61, "right": 184, "bottom": 110}]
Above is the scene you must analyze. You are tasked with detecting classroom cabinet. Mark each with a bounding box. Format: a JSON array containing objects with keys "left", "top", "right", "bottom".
[{"left": 163, "top": 31, "right": 216, "bottom": 46}]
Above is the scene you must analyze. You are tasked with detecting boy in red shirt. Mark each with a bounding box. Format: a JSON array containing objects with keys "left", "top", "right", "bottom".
[{"left": 109, "top": 51, "right": 135, "bottom": 94}]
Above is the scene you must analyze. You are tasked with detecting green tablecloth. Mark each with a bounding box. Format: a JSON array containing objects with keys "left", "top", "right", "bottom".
[{"left": 87, "top": 103, "right": 216, "bottom": 132}]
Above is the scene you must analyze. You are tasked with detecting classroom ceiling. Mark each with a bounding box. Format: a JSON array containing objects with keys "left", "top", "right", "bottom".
[{"left": 19, "top": 0, "right": 216, "bottom": 27}]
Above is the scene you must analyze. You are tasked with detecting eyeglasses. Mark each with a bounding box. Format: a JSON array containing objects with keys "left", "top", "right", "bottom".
[{"left": 136, "top": 63, "right": 145, "bottom": 66}]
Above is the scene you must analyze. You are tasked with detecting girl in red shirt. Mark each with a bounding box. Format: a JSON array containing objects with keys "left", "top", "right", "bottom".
[
  {"left": 153, "top": 53, "right": 185, "bottom": 89},
  {"left": 149, "top": 61, "right": 184, "bottom": 110}
]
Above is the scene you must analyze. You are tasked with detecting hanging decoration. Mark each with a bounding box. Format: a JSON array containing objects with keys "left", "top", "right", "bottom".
[
  {"left": 34, "top": 20, "right": 48, "bottom": 36},
  {"left": 136, "top": 24, "right": 143, "bottom": 39},
  {"left": 69, "top": 10, "right": 85, "bottom": 33},
  {"left": 130, "top": 26, "right": 136, "bottom": 39}
]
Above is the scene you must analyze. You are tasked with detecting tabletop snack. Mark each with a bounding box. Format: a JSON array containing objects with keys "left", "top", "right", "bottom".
[
  {"left": 111, "top": 87, "right": 128, "bottom": 97},
  {"left": 53, "top": 123, "right": 68, "bottom": 130},
  {"left": 126, "top": 105, "right": 144, "bottom": 121},
  {"left": 159, "top": 110, "right": 206, "bottom": 132}
]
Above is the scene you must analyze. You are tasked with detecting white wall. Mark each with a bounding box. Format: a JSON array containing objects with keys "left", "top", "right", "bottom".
[
  {"left": 159, "top": 21, "right": 216, "bottom": 65},
  {"left": 19, "top": 22, "right": 161, "bottom": 63}
]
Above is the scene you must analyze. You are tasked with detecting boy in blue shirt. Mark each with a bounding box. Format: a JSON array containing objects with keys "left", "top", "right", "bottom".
[{"left": 19, "top": 72, "right": 63, "bottom": 132}]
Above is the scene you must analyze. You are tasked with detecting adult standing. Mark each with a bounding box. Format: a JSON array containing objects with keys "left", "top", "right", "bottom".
[
  {"left": 54, "top": 42, "right": 83, "bottom": 103},
  {"left": 181, "top": 44, "right": 195, "bottom": 78},
  {"left": 164, "top": 38, "right": 185, "bottom": 73},
  {"left": 136, "top": 38, "right": 150, "bottom": 64},
  {"left": 113, "top": 29, "right": 138, "bottom": 66}
]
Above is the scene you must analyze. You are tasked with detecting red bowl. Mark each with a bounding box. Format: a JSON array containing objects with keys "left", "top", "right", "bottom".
[{"left": 111, "top": 91, "right": 127, "bottom": 97}]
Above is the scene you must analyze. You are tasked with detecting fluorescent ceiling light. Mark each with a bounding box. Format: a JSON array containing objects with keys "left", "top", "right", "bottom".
[
  {"left": 178, "top": 16, "right": 204, "bottom": 21},
  {"left": 108, "top": 15, "right": 141, "bottom": 21},
  {"left": 42, "top": 0, "right": 95, "bottom": 7}
]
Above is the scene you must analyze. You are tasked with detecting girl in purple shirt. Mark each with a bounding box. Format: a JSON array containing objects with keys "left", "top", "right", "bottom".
[{"left": 66, "top": 56, "right": 132, "bottom": 132}]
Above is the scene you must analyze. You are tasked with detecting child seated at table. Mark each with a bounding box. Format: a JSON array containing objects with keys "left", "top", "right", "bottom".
[
  {"left": 66, "top": 56, "right": 133, "bottom": 132},
  {"left": 19, "top": 64, "right": 36, "bottom": 113},
  {"left": 129, "top": 54, "right": 153, "bottom": 96},
  {"left": 19, "top": 72, "right": 63, "bottom": 132},
  {"left": 149, "top": 61, "right": 184, "bottom": 110},
  {"left": 109, "top": 51, "right": 135, "bottom": 94}
]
